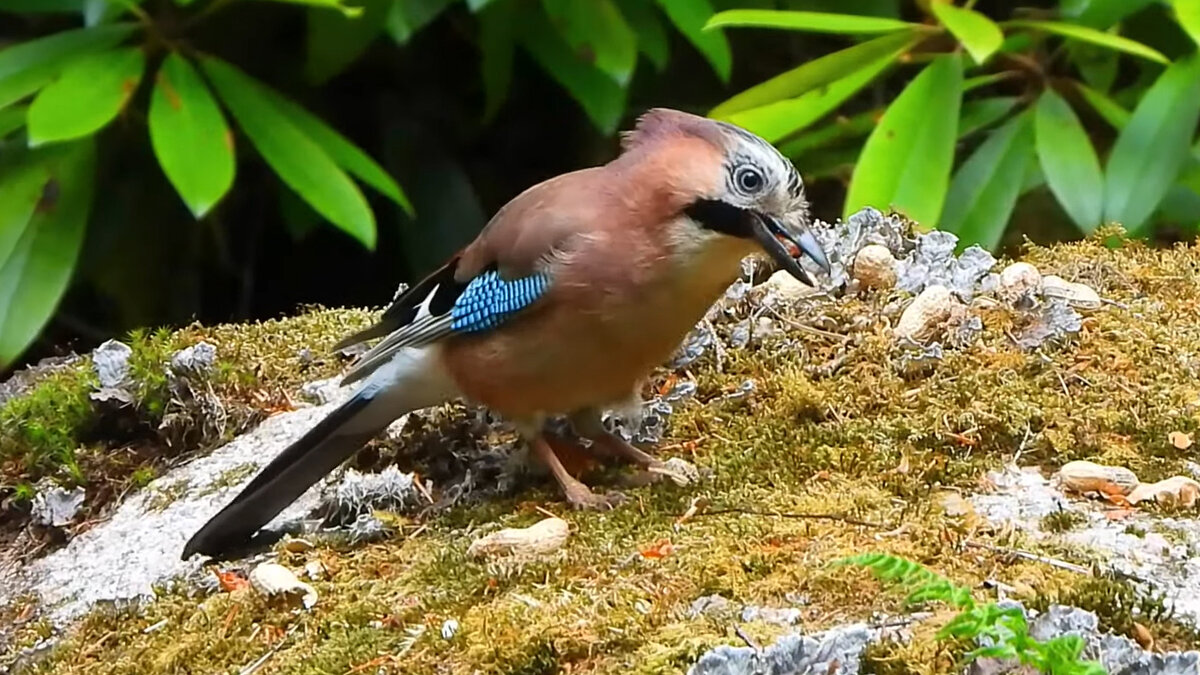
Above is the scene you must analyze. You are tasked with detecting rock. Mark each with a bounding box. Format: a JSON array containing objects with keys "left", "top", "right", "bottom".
[
  {"left": 169, "top": 342, "right": 217, "bottom": 376},
  {"left": 688, "top": 623, "right": 875, "bottom": 675},
  {"left": 30, "top": 484, "right": 86, "bottom": 529},
  {"left": 998, "top": 262, "right": 1042, "bottom": 306},
  {"left": 1041, "top": 275, "right": 1102, "bottom": 310},
  {"left": 467, "top": 517, "right": 569, "bottom": 559},
  {"left": 972, "top": 466, "right": 1200, "bottom": 626},
  {"left": 92, "top": 340, "right": 132, "bottom": 388},
  {"left": 249, "top": 562, "right": 318, "bottom": 609},
  {"left": 741, "top": 605, "right": 802, "bottom": 626},
  {"left": 689, "top": 594, "right": 733, "bottom": 619},
  {"left": 0, "top": 385, "right": 359, "bottom": 627},
  {"left": 1015, "top": 298, "right": 1084, "bottom": 350},
  {"left": 1056, "top": 461, "right": 1140, "bottom": 497},
  {"left": 316, "top": 465, "right": 419, "bottom": 527},
  {"left": 90, "top": 339, "right": 134, "bottom": 403},
  {"left": 1127, "top": 476, "right": 1200, "bottom": 508},
  {"left": 894, "top": 285, "right": 966, "bottom": 342},
  {"left": 852, "top": 244, "right": 897, "bottom": 289}
]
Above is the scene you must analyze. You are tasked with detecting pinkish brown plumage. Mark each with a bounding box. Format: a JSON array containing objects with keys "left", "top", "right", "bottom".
[{"left": 182, "top": 109, "right": 831, "bottom": 560}]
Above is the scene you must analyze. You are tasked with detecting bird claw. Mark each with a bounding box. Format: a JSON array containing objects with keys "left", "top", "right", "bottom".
[
  {"left": 647, "top": 458, "right": 701, "bottom": 486},
  {"left": 564, "top": 484, "right": 626, "bottom": 511}
]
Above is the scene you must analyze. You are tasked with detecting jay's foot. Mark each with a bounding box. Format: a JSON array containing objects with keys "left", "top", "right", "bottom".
[
  {"left": 563, "top": 482, "right": 627, "bottom": 511},
  {"left": 588, "top": 431, "right": 700, "bottom": 486},
  {"left": 532, "top": 435, "right": 626, "bottom": 512},
  {"left": 645, "top": 457, "right": 701, "bottom": 486}
]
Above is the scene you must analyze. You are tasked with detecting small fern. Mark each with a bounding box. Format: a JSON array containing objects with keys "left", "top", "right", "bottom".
[{"left": 834, "top": 553, "right": 1107, "bottom": 675}]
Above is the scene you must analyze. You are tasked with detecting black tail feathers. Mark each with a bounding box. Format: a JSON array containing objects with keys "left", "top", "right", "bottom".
[{"left": 181, "top": 392, "right": 380, "bottom": 560}]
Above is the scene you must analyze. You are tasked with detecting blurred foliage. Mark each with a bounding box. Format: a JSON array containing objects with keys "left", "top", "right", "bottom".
[{"left": 0, "top": 0, "right": 1198, "bottom": 371}]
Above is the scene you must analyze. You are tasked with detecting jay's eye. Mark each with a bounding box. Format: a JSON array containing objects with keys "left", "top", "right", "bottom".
[{"left": 735, "top": 165, "right": 764, "bottom": 194}]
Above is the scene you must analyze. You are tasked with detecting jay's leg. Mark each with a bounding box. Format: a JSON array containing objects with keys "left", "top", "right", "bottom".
[
  {"left": 531, "top": 434, "right": 624, "bottom": 510},
  {"left": 567, "top": 408, "right": 700, "bottom": 486}
]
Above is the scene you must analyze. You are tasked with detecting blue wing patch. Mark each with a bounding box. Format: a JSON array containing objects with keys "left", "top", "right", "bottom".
[{"left": 450, "top": 270, "right": 550, "bottom": 333}]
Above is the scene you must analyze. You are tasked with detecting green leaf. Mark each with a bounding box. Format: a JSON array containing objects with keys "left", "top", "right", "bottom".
[
  {"left": 279, "top": 183, "right": 323, "bottom": 241},
  {"left": 83, "top": 0, "right": 137, "bottom": 25},
  {"left": 1034, "top": 88, "right": 1104, "bottom": 232},
  {"left": 387, "top": 0, "right": 456, "bottom": 43},
  {"left": 148, "top": 53, "right": 236, "bottom": 219},
  {"left": 1173, "top": 0, "right": 1200, "bottom": 48},
  {"left": 1067, "top": 40, "right": 1118, "bottom": 92},
  {"left": 710, "top": 30, "right": 918, "bottom": 118},
  {"left": 542, "top": 0, "right": 638, "bottom": 88},
  {"left": 1073, "top": 81, "right": 1130, "bottom": 130},
  {"left": 264, "top": 79, "right": 412, "bottom": 214},
  {"left": 27, "top": 47, "right": 145, "bottom": 146},
  {"left": 0, "top": 23, "right": 137, "bottom": 109},
  {"left": 1075, "top": 0, "right": 1156, "bottom": 29},
  {"left": 958, "top": 96, "right": 1018, "bottom": 138},
  {"left": 777, "top": 109, "right": 878, "bottom": 158},
  {"left": 0, "top": 138, "right": 96, "bottom": 368},
  {"left": 655, "top": 0, "right": 731, "bottom": 82},
  {"left": 0, "top": 149, "right": 47, "bottom": 268},
  {"left": 1004, "top": 20, "right": 1168, "bottom": 64},
  {"left": 305, "top": 0, "right": 390, "bottom": 84},
  {"left": 791, "top": 145, "right": 860, "bottom": 181},
  {"left": 844, "top": 54, "right": 963, "bottom": 226},
  {"left": 1157, "top": 183, "right": 1200, "bottom": 228},
  {"left": 1021, "top": 154, "right": 1044, "bottom": 194},
  {"left": 0, "top": 106, "right": 26, "bottom": 138},
  {"left": 963, "top": 71, "right": 1018, "bottom": 92},
  {"left": 1104, "top": 54, "right": 1200, "bottom": 233},
  {"left": 200, "top": 56, "right": 377, "bottom": 247},
  {"left": 723, "top": 45, "right": 902, "bottom": 143},
  {"left": 479, "top": 0, "right": 516, "bottom": 122},
  {"left": 705, "top": 8, "right": 919, "bottom": 34},
  {"left": 517, "top": 7, "right": 626, "bottom": 133},
  {"left": 617, "top": 0, "right": 670, "bottom": 71},
  {"left": 0, "top": 0, "right": 84, "bottom": 10},
  {"left": 930, "top": 2, "right": 1002, "bottom": 65},
  {"left": 255, "top": 0, "right": 363, "bottom": 18}
]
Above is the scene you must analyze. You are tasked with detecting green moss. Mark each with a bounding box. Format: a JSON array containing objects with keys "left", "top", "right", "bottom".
[
  {"left": 1041, "top": 508, "right": 1087, "bottom": 533},
  {"left": 1028, "top": 574, "right": 1200, "bottom": 652},
  {"left": 0, "top": 364, "right": 96, "bottom": 487},
  {"left": 0, "top": 307, "right": 376, "bottom": 531},
  {"left": 9, "top": 233, "right": 1200, "bottom": 673}
]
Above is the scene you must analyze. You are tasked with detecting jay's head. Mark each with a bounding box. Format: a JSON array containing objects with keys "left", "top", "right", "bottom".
[{"left": 620, "top": 108, "right": 831, "bottom": 286}]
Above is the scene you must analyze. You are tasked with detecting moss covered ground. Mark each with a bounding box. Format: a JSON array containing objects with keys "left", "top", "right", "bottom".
[{"left": 4, "top": 230, "right": 1200, "bottom": 673}]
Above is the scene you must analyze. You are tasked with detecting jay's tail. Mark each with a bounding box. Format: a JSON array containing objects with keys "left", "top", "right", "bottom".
[
  {"left": 181, "top": 346, "right": 458, "bottom": 560},
  {"left": 180, "top": 391, "right": 385, "bottom": 560}
]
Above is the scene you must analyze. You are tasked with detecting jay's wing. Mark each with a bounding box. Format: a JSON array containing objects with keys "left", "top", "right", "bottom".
[{"left": 334, "top": 168, "right": 608, "bottom": 386}]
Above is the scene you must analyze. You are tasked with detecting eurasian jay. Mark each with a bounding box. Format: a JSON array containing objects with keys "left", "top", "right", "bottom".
[{"left": 182, "top": 108, "right": 830, "bottom": 559}]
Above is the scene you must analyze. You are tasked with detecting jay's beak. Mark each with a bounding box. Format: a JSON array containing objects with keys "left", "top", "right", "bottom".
[{"left": 750, "top": 212, "right": 830, "bottom": 287}]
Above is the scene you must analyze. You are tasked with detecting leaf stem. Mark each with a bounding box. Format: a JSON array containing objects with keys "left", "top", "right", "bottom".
[{"left": 185, "top": 0, "right": 239, "bottom": 31}]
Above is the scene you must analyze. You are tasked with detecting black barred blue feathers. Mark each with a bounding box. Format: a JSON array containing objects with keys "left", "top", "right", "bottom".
[{"left": 451, "top": 270, "right": 550, "bottom": 333}]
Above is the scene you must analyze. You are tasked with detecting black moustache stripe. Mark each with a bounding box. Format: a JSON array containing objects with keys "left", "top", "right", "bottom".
[{"left": 684, "top": 199, "right": 755, "bottom": 238}]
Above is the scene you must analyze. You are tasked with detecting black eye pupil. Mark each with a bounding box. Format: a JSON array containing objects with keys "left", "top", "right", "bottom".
[{"left": 739, "top": 169, "right": 762, "bottom": 191}]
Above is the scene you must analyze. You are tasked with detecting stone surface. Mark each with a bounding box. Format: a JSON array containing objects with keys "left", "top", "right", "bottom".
[
  {"left": 689, "top": 623, "right": 876, "bottom": 675},
  {"left": 0, "top": 378, "right": 363, "bottom": 626},
  {"left": 972, "top": 465, "right": 1200, "bottom": 626}
]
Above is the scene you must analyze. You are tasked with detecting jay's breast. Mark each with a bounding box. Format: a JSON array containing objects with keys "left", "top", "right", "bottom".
[{"left": 442, "top": 268, "right": 732, "bottom": 420}]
